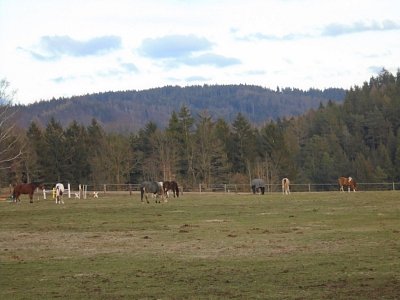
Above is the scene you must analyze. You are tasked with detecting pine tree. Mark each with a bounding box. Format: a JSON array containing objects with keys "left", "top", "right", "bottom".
[
  {"left": 230, "top": 113, "right": 256, "bottom": 179},
  {"left": 43, "top": 117, "right": 66, "bottom": 182},
  {"left": 177, "top": 105, "right": 195, "bottom": 184},
  {"left": 25, "top": 122, "right": 45, "bottom": 181},
  {"left": 64, "top": 121, "right": 91, "bottom": 185}
]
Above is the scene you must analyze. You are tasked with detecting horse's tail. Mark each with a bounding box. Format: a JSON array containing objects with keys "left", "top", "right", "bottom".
[{"left": 352, "top": 180, "right": 357, "bottom": 190}]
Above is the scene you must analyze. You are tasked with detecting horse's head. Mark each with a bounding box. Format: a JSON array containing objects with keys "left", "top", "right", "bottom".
[{"left": 35, "top": 182, "right": 45, "bottom": 190}]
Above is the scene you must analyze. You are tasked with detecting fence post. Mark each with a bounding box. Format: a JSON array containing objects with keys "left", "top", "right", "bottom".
[
  {"left": 393, "top": 182, "right": 395, "bottom": 191},
  {"left": 103, "top": 184, "right": 107, "bottom": 194},
  {"left": 68, "top": 183, "right": 71, "bottom": 198},
  {"left": 199, "top": 184, "right": 202, "bottom": 193},
  {"left": 224, "top": 184, "right": 227, "bottom": 193},
  {"left": 308, "top": 184, "right": 311, "bottom": 192}
]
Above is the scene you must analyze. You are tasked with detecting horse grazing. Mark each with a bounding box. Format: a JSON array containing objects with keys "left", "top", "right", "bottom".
[
  {"left": 338, "top": 176, "right": 357, "bottom": 192},
  {"left": 55, "top": 183, "right": 65, "bottom": 204},
  {"left": 163, "top": 181, "right": 180, "bottom": 198},
  {"left": 282, "top": 178, "right": 290, "bottom": 195},
  {"left": 251, "top": 178, "right": 265, "bottom": 195},
  {"left": 140, "top": 181, "right": 165, "bottom": 203},
  {"left": 12, "top": 182, "right": 44, "bottom": 203}
]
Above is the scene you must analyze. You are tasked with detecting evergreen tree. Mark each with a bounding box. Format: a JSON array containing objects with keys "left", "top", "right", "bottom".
[
  {"left": 64, "top": 121, "right": 91, "bottom": 185},
  {"left": 25, "top": 122, "right": 45, "bottom": 181},
  {"left": 163, "top": 111, "right": 181, "bottom": 180},
  {"left": 43, "top": 117, "right": 66, "bottom": 182},
  {"left": 230, "top": 113, "right": 256, "bottom": 179},
  {"left": 87, "top": 119, "right": 108, "bottom": 185},
  {"left": 131, "top": 122, "right": 159, "bottom": 180},
  {"left": 177, "top": 105, "right": 195, "bottom": 184}
]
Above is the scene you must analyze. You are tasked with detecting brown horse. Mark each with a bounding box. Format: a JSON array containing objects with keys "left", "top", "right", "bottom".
[
  {"left": 163, "top": 181, "right": 180, "bottom": 198},
  {"left": 13, "top": 182, "right": 44, "bottom": 203},
  {"left": 338, "top": 177, "right": 357, "bottom": 192}
]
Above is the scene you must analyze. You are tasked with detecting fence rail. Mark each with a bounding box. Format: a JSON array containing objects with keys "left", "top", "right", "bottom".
[{"left": 59, "top": 182, "right": 400, "bottom": 194}]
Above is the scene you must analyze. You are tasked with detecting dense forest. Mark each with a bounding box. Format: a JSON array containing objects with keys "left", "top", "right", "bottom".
[
  {"left": 2, "top": 70, "right": 400, "bottom": 189},
  {"left": 13, "top": 85, "right": 345, "bottom": 132}
]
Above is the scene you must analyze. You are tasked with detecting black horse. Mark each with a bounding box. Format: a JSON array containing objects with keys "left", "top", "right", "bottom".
[{"left": 163, "top": 181, "right": 180, "bottom": 198}]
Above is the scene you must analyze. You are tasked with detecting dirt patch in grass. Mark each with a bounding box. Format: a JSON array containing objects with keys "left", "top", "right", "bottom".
[{"left": 1, "top": 226, "right": 313, "bottom": 262}]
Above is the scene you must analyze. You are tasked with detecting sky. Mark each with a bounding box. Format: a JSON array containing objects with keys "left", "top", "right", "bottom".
[{"left": 1, "top": 0, "right": 400, "bottom": 105}]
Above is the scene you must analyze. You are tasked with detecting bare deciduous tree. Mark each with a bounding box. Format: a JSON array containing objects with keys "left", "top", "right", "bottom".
[{"left": 0, "top": 79, "right": 22, "bottom": 169}]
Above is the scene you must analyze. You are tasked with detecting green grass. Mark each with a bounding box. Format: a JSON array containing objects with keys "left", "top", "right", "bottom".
[{"left": 1, "top": 192, "right": 399, "bottom": 299}]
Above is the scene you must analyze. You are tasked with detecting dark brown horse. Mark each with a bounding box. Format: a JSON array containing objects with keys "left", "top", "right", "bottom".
[
  {"left": 163, "top": 181, "right": 180, "bottom": 198},
  {"left": 13, "top": 182, "right": 44, "bottom": 203},
  {"left": 338, "top": 177, "right": 357, "bottom": 192}
]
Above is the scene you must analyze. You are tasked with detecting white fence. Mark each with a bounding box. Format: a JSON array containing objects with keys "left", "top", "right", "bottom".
[{"left": 42, "top": 183, "right": 89, "bottom": 199}]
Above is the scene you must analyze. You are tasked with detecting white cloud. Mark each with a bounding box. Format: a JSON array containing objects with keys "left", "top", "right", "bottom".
[
  {"left": 23, "top": 35, "right": 122, "bottom": 61},
  {"left": 321, "top": 20, "right": 400, "bottom": 37},
  {"left": 139, "top": 35, "right": 213, "bottom": 59}
]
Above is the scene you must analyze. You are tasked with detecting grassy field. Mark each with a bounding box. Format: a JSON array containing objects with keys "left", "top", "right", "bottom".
[{"left": 1, "top": 191, "right": 399, "bottom": 299}]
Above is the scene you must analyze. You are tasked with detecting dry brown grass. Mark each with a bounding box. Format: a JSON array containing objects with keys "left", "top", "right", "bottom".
[{"left": 1, "top": 191, "right": 399, "bottom": 299}]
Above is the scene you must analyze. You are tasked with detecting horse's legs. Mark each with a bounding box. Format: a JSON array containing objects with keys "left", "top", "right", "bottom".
[
  {"left": 56, "top": 195, "right": 63, "bottom": 204},
  {"left": 29, "top": 193, "right": 33, "bottom": 203}
]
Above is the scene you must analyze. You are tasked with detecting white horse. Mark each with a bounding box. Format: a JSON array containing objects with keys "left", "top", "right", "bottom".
[
  {"left": 282, "top": 178, "right": 290, "bottom": 195},
  {"left": 55, "top": 183, "right": 65, "bottom": 204}
]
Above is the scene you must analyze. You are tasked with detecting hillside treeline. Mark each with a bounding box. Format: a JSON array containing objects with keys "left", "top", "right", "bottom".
[
  {"left": 5, "top": 70, "right": 400, "bottom": 188},
  {"left": 13, "top": 85, "right": 345, "bottom": 132}
]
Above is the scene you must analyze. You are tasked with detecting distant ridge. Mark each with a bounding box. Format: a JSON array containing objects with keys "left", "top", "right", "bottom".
[{"left": 13, "top": 85, "right": 346, "bottom": 132}]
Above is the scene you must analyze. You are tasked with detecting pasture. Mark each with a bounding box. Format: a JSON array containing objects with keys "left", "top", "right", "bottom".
[{"left": 1, "top": 192, "right": 399, "bottom": 299}]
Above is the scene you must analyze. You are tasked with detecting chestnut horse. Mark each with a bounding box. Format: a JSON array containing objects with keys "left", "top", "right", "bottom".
[
  {"left": 13, "top": 182, "right": 44, "bottom": 203},
  {"left": 338, "top": 177, "right": 357, "bottom": 192}
]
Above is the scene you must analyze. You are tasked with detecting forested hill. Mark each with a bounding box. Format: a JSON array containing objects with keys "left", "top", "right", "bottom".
[{"left": 14, "top": 85, "right": 345, "bottom": 132}]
